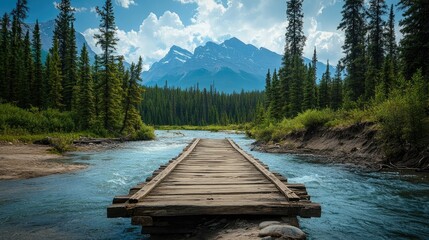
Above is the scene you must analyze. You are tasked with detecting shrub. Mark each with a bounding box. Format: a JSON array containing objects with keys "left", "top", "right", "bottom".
[
  {"left": 375, "top": 71, "right": 429, "bottom": 157},
  {"left": 132, "top": 124, "right": 155, "bottom": 140},
  {"left": 294, "top": 109, "right": 334, "bottom": 129}
]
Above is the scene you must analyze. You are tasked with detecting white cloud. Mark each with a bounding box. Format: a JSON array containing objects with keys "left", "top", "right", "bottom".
[
  {"left": 115, "top": 0, "right": 137, "bottom": 8},
  {"left": 304, "top": 17, "right": 344, "bottom": 64},
  {"left": 53, "top": 1, "right": 87, "bottom": 13},
  {"left": 83, "top": 0, "right": 344, "bottom": 70}
]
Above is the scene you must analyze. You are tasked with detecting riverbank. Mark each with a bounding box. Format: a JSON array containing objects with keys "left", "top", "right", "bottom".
[
  {"left": 0, "top": 140, "right": 121, "bottom": 180},
  {"left": 251, "top": 122, "right": 429, "bottom": 171}
]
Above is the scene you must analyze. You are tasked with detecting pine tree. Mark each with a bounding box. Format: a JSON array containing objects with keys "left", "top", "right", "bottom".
[
  {"left": 338, "top": 0, "right": 367, "bottom": 102},
  {"left": 63, "top": 23, "right": 78, "bottom": 110},
  {"left": 367, "top": 0, "right": 387, "bottom": 71},
  {"left": 20, "top": 30, "right": 33, "bottom": 108},
  {"left": 282, "top": 0, "right": 306, "bottom": 117},
  {"left": 94, "top": 0, "right": 122, "bottom": 131},
  {"left": 32, "top": 20, "right": 43, "bottom": 108},
  {"left": 48, "top": 38, "right": 63, "bottom": 109},
  {"left": 303, "top": 47, "right": 317, "bottom": 110},
  {"left": 364, "top": 0, "right": 387, "bottom": 101},
  {"left": 270, "top": 69, "right": 282, "bottom": 120},
  {"left": 381, "top": 4, "right": 397, "bottom": 95},
  {"left": 385, "top": 4, "right": 397, "bottom": 72},
  {"left": 331, "top": 61, "right": 343, "bottom": 110},
  {"left": 399, "top": 0, "right": 429, "bottom": 80},
  {"left": 42, "top": 54, "right": 51, "bottom": 109},
  {"left": 121, "top": 57, "right": 144, "bottom": 135},
  {"left": 319, "top": 60, "right": 331, "bottom": 108},
  {"left": 54, "top": 0, "right": 76, "bottom": 109},
  {"left": 77, "top": 44, "right": 95, "bottom": 129},
  {"left": 0, "top": 14, "right": 10, "bottom": 101},
  {"left": 9, "top": 0, "right": 28, "bottom": 103},
  {"left": 264, "top": 69, "right": 271, "bottom": 108}
]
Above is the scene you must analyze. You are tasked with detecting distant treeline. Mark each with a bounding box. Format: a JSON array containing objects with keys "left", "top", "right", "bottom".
[{"left": 140, "top": 85, "right": 264, "bottom": 126}]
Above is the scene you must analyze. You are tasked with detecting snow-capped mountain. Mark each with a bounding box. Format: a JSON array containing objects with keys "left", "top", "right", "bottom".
[
  {"left": 143, "top": 37, "right": 335, "bottom": 93},
  {"left": 26, "top": 20, "right": 97, "bottom": 62}
]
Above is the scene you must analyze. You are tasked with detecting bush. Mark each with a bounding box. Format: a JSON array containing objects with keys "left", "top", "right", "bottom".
[
  {"left": 375, "top": 71, "right": 429, "bottom": 157},
  {"left": 132, "top": 124, "right": 155, "bottom": 140},
  {"left": 294, "top": 109, "right": 334, "bottom": 129}
]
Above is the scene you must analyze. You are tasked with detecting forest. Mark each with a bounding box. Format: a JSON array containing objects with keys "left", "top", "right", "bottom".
[
  {"left": 140, "top": 85, "right": 264, "bottom": 126},
  {"left": 0, "top": 0, "right": 154, "bottom": 141},
  {"left": 251, "top": 0, "right": 429, "bottom": 163}
]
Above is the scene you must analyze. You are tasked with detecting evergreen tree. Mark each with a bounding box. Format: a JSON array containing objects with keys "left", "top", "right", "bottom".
[
  {"left": 42, "top": 54, "right": 51, "bottom": 109},
  {"left": 365, "top": 0, "right": 387, "bottom": 101},
  {"left": 63, "top": 23, "right": 78, "bottom": 110},
  {"left": 385, "top": 4, "right": 397, "bottom": 72},
  {"left": 32, "top": 20, "right": 43, "bottom": 107},
  {"left": 282, "top": 0, "right": 306, "bottom": 117},
  {"left": 121, "top": 57, "right": 144, "bottom": 134},
  {"left": 48, "top": 38, "right": 63, "bottom": 109},
  {"left": 303, "top": 47, "right": 317, "bottom": 110},
  {"left": 319, "top": 60, "right": 331, "bottom": 108},
  {"left": 77, "top": 44, "right": 95, "bottom": 129},
  {"left": 338, "top": 0, "right": 367, "bottom": 102},
  {"left": 367, "top": 0, "right": 387, "bottom": 71},
  {"left": 381, "top": 4, "right": 398, "bottom": 96},
  {"left": 0, "top": 14, "right": 10, "bottom": 101},
  {"left": 399, "top": 0, "right": 429, "bottom": 80},
  {"left": 94, "top": 0, "right": 122, "bottom": 131},
  {"left": 264, "top": 69, "right": 271, "bottom": 108},
  {"left": 54, "top": 0, "right": 76, "bottom": 109},
  {"left": 270, "top": 69, "right": 282, "bottom": 120},
  {"left": 20, "top": 30, "right": 33, "bottom": 108},
  {"left": 9, "top": 0, "right": 28, "bottom": 103},
  {"left": 331, "top": 61, "right": 343, "bottom": 110}
]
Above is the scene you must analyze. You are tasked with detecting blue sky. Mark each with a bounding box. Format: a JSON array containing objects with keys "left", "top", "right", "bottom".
[{"left": 0, "top": 0, "right": 402, "bottom": 70}]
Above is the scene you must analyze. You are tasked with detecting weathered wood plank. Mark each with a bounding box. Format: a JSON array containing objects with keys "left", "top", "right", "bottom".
[
  {"left": 128, "top": 138, "right": 200, "bottom": 203},
  {"left": 227, "top": 139, "right": 300, "bottom": 201}
]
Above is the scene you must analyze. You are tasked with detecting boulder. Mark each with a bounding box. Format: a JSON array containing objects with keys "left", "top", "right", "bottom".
[
  {"left": 259, "top": 221, "right": 281, "bottom": 230},
  {"left": 258, "top": 224, "right": 306, "bottom": 240}
]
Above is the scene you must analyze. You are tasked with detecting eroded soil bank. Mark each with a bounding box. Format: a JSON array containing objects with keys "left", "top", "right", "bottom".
[{"left": 252, "top": 122, "right": 429, "bottom": 171}]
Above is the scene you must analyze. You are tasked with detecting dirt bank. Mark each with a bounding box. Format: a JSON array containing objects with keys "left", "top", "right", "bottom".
[
  {"left": 252, "top": 122, "right": 429, "bottom": 170},
  {"left": 0, "top": 144, "right": 86, "bottom": 180}
]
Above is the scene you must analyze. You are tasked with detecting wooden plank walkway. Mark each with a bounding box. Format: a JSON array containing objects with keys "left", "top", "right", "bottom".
[{"left": 108, "top": 138, "right": 321, "bottom": 231}]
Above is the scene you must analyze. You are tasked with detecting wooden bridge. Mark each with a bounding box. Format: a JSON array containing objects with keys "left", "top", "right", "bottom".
[{"left": 108, "top": 138, "right": 321, "bottom": 234}]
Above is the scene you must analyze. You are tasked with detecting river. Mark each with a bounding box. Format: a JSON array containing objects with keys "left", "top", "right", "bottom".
[{"left": 0, "top": 130, "right": 428, "bottom": 240}]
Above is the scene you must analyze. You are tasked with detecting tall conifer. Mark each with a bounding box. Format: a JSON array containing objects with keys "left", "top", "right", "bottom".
[
  {"left": 32, "top": 20, "right": 43, "bottom": 107},
  {"left": 399, "top": 0, "right": 429, "bottom": 80},
  {"left": 338, "top": 0, "right": 367, "bottom": 102},
  {"left": 94, "top": 0, "right": 122, "bottom": 131},
  {"left": 0, "top": 14, "right": 10, "bottom": 100}
]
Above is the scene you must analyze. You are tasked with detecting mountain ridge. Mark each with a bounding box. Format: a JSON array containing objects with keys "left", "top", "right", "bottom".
[{"left": 143, "top": 38, "right": 335, "bottom": 93}]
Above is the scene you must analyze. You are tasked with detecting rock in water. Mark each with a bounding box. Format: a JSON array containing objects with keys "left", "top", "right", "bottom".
[
  {"left": 258, "top": 224, "right": 306, "bottom": 239},
  {"left": 259, "top": 221, "right": 281, "bottom": 230}
]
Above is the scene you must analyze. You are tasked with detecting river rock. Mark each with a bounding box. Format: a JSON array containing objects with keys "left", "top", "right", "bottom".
[
  {"left": 258, "top": 224, "right": 306, "bottom": 239},
  {"left": 259, "top": 221, "right": 281, "bottom": 229}
]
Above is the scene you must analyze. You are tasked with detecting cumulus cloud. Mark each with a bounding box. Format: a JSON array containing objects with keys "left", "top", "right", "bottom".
[
  {"left": 115, "top": 0, "right": 137, "bottom": 8},
  {"left": 304, "top": 17, "right": 344, "bottom": 64},
  {"left": 83, "top": 0, "right": 344, "bottom": 69}
]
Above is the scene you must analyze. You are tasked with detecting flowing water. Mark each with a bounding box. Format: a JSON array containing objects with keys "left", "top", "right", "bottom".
[{"left": 0, "top": 130, "right": 428, "bottom": 240}]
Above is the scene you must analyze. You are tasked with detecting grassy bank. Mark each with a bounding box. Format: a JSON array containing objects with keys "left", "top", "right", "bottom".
[
  {"left": 249, "top": 77, "right": 429, "bottom": 163},
  {"left": 0, "top": 103, "right": 155, "bottom": 152}
]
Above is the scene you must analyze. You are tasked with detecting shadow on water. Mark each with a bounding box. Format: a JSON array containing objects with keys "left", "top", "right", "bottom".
[{"left": 0, "top": 130, "right": 428, "bottom": 240}]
